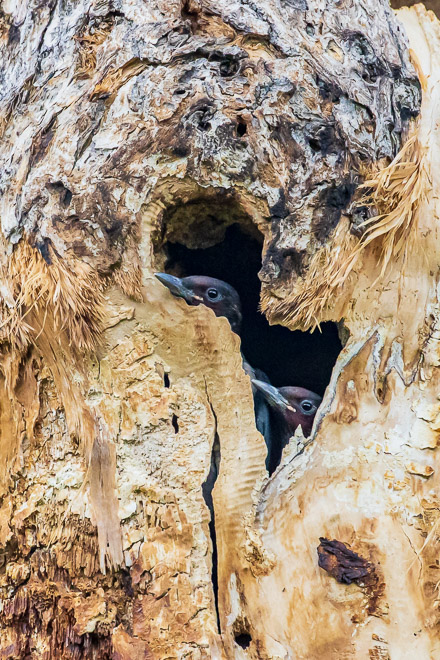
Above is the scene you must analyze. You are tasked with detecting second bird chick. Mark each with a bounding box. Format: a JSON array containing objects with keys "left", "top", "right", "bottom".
[{"left": 252, "top": 380, "right": 322, "bottom": 472}]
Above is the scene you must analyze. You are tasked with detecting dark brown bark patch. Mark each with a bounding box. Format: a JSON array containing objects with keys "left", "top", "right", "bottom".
[
  {"left": 318, "top": 537, "right": 386, "bottom": 617},
  {"left": 317, "top": 537, "right": 373, "bottom": 584}
]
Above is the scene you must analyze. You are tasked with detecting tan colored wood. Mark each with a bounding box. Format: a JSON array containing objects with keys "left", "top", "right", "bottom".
[{"left": 0, "top": 0, "right": 436, "bottom": 657}]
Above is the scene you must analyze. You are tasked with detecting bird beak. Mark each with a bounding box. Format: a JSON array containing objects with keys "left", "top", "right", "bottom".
[
  {"left": 251, "top": 379, "right": 297, "bottom": 413},
  {"left": 155, "top": 273, "right": 197, "bottom": 304}
]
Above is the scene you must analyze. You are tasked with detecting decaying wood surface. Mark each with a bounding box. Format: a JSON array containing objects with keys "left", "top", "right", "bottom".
[
  {"left": 0, "top": 0, "right": 439, "bottom": 657},
  {"left": 392, "top": 0, "right": 439, "bottom": 17}
]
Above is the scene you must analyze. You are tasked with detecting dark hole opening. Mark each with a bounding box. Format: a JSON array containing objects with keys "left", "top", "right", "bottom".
[
  {"left": 47, "top": 181, "right": 72, "bottom": 208},
  {"left": 62, "top": 188, "right": 73, "bottom": 207},
  {"left": 164, "top": 372, "right": 171, "bottom": 388},
  {"left": 235, "top": 633, "right": 252, "bottom": 649},
  {"left": 308, "top": 137, "right": 321, "bottom": 152},
  {"left": 199, "top": 119, "right": 211, "bottom": 131},
  {"left": 236, "top": 120, "right": 247, "bottom": 137},
  {"left": 120, "top": 567, "right": 135, "bottom": 597},
  {"left": 219, "top": 58, "right": 240, "bottom": 77},
  {"left": 172, "top": 414, "right": 179, "bottom": 433},
  {"left": 164, "top": 224, "right": 341, "bottom": 396}
]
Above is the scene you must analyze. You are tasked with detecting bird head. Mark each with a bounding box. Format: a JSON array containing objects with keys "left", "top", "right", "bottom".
[
  {"left": 252, "top": 379, "right": 321, "bottom": 437},
  {"left": 155, "top": 273, "right": 242, "bottom": 334}
]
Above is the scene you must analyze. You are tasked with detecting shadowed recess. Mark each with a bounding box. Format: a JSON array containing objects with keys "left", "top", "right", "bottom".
[
  {"left": 163, "top": 224, "right": 341, "bottom": 396},
  {"left": 235, "top": 633, "right": 252, "bottom": 649}
]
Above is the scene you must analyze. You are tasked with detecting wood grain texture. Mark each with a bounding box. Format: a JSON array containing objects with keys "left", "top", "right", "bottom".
[{"left": 0, "top": 0, "right": 436, "bottom": 657}]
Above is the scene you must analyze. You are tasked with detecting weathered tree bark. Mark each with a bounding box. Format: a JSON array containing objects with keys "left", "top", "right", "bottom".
[{"left": 0, "top": 0, "right": 438, "bottom": 657}]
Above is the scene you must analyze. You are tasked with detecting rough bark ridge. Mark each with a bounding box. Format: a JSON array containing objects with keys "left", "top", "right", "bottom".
[{"left": 0, "top": 0, "right": 434, "bottom": 657}]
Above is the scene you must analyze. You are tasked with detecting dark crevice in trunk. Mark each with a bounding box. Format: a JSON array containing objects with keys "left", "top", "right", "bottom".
[
  {"left": 202, "top": 383, "right": 221, "bottom": 633},
  {"left": 202, "top": 434, "right": 221, "bottom": 632},
  {"left": 171, "top": 414, "right": 179, "bottom": 433}
]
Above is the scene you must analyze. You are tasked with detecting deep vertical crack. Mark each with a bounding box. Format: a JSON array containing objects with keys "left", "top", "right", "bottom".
[{"left": 202, "top": 379, "right": 221, "bottom": 633}]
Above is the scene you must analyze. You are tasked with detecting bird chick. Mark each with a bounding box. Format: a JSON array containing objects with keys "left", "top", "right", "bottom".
[
  {"left": 252, "top": 379, "right": 322, "bottom": 471},
  {"left": 154, "top": 273, "right": 242, "bottom": 334}
]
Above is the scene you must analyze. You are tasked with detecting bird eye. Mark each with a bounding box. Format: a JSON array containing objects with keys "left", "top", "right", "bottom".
[
  {"left": 207, "top": 288, "right": 219, "bottom": 300},
  {"left": 301, "top": 400, "right": 315, "bottom": 414}
]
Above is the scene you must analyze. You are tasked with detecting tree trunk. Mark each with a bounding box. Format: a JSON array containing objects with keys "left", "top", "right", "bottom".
[{"left": 0, "top": 0, "right": 437, "bottom": 657}]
